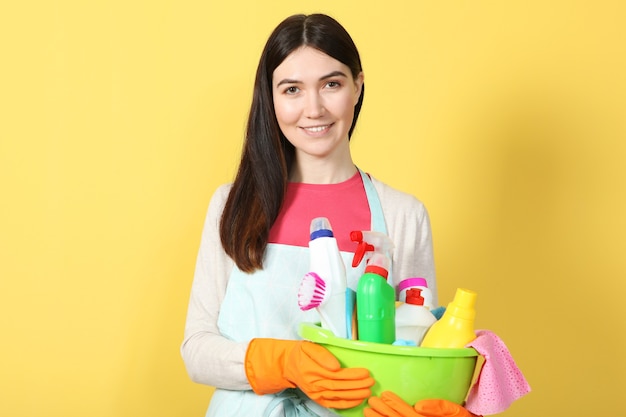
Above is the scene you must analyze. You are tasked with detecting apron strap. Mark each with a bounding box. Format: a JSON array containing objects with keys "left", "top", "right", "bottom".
[
  {"left": 357, "top": 168, "right": 387, "bottom": 235},
  {"left": 262, "top": 389, "right": 321, "bottom": 417},
  {"left": 357, "top": 168, "right": 392, "bottom": 284}
]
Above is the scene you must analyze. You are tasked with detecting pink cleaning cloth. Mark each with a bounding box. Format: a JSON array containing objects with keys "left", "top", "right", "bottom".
[{"left": 464, "top": 330, "right": 531, "bottom": 415}]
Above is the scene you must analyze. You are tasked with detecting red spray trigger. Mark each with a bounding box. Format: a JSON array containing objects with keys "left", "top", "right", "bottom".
[{"left": 350, "top": 230, "right": 375, "bottom": 267}]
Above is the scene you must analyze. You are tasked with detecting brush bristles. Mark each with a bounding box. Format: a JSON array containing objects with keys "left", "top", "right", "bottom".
[{"left": 298, "top": 272, "right": 327, "bottom": 311}]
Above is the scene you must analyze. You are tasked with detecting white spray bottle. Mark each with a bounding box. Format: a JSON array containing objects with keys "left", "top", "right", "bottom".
[
  {"left": 350, "top": 230, "right": 395, "bottom": 286},
  {"left": 297, "top": 217, "right": 348, "bottom": 339}
]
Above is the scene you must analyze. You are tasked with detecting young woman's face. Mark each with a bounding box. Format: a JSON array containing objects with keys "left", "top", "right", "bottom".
[{"left": 272, "top": 46, "right": 363, "bottom": 162}]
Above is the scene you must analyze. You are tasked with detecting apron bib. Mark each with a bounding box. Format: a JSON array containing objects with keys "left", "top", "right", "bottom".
[{"left": 207, "top": 170, "right": 387, "bottom": 417}]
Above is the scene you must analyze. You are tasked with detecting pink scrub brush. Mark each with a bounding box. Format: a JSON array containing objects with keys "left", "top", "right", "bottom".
[{"left": 297, "top": 272, "right": 327, "bottom": 311}]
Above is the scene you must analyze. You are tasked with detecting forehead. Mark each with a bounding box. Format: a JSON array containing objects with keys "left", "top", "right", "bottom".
[{"left": 273, "top": 46, "right": 350, "bottom": 83}]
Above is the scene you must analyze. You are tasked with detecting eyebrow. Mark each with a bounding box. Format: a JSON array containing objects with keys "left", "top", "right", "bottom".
[{"left": 276, "top": 70, "right": 348, "bottom": 87}]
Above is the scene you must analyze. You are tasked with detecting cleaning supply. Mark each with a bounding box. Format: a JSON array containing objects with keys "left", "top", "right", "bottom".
[
  {"left": 420, "top": 288, "right": 477, "bottom": 348},
  {"left": 356, "top": 253, "right": 396, "bottom": 344},
  {"left": 244, "top": 338, "right": 375, "bottom": 409},
  {"left": 430, "top": 306, "right": 447, "bottom": 320},
  {"left": 297, "top": 217, "right": 348, "bottom": 338},
  {"left": 299, "top": 322, "right": 479, "bottom": 417},
  {"left": 464, "top": 330, "right": 531, "bottom": 415},
  {"left": 413, "top": 399, "right": 479, "bottom": 417},
  {"left": 350, "top": 230, "right": 395, "bottom": 268},
  {"left": 394, "top": 288, "right": 437, "bottom": 345},
  {"left": 397, "top": 277, "right": 435, "bottom": 310},
  {"left": 297, "top": 272, "right": 326, "bottom": 311},
  {"left": 365, "top": 392, "right": 478, "bottom": 417}
]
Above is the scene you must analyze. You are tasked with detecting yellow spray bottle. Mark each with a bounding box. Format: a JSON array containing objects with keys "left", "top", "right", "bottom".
[{"left": 420, "top": 288, "right": 477, "bottom": 348}]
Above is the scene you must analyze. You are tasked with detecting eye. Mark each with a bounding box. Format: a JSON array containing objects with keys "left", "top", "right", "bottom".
[
  {"left": 326, "top": 81, "right": 341, "bottom": 88},
  {"left": 284, "top": 86, "right": 299, "bottom": 95}
]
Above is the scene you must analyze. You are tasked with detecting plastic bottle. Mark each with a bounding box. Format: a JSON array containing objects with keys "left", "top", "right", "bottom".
[
  {"left": 356, "top": 253, "right": 396, "bottom": 344},
  {"left": 308, "top": 217, "right": 348, "bottom": 339},
  {"left": 420, "top": 288, "right": 477, "bottom": 348},
  {"left": 395, "top": 288, "right": 438, "bottom": 345},
  {"left": 397, "top": 277, "right": 435, "bottom": 310}
]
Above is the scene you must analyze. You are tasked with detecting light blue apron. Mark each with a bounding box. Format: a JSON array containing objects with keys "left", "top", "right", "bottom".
[{"left": 207, "top": 169, "right": 387, "bottom": 417}]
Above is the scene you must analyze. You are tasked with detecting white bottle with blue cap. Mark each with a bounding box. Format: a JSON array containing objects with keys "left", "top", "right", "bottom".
[{"left": 297, "top": 217, "right": 348, "bottom": 339}]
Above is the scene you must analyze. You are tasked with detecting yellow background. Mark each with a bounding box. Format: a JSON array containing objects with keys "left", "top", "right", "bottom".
[{"left": 1, "top": 1, "right": 624, "bottom": 416}]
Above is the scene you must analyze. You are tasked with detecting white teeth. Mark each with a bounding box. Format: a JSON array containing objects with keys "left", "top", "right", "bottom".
[{"left": 304, "top": 125, "right": 328, "bottom": 132}]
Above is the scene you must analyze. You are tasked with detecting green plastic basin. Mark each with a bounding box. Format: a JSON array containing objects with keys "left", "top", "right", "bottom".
[{"left": 298, "top": 322, "right": 478, "bottom": 417}]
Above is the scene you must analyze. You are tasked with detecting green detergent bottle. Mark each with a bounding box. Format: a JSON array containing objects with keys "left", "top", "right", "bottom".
[{"left": 356, "top": 253, "right": 396, "bottom": 344}]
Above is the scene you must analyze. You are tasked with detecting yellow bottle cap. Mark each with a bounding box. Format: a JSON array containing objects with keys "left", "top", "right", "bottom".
[{"left": 447, "top": 288, "right": 477, "bottom": 320}]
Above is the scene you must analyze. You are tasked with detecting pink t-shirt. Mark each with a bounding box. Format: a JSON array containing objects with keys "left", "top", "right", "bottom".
[{"left": 268, "top": 172, "right": 371, "bottom": 252}]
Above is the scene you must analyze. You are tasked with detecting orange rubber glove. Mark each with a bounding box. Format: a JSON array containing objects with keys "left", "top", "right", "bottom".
[
  {"left": 245, "top": 338, "right": 375, "bottom": 409},
  {"left": 364, "top": 391, "right": 481, "bottom": 417}
]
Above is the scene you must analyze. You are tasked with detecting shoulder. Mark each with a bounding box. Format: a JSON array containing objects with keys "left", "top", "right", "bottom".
[
  {"left": 369, "top": 175, "right": 427, "bottom": 218},
  {"left": 212, "top": 183, "right": 232, "bottom": 202},
  {"left": 203, "top": 183, "right": 233, "bottom": 225},
  {"left": 208, "top": 183, "right": 232, "bottom": 210}
]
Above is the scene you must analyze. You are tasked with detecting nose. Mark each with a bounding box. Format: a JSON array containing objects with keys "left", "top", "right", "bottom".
[{"left": 304, "top": 92, "right": 325, "bottom": 118}]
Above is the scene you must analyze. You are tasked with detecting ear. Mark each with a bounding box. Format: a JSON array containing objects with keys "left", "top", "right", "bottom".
[{"left": 353, "top": 72, "right": 364, "bottom": 104}]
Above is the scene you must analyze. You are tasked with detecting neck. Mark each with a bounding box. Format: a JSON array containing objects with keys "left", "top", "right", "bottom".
[{"left": 289, "top": 153, "right": 357, "bottom": 184}]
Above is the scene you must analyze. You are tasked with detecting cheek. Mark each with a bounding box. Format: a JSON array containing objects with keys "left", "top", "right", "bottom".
[
  {"left": 273, "top": 98, "right": 300, "bottom": 125},
  {"left": 332, "top": 94, "right": 357, "bottom": 119}
]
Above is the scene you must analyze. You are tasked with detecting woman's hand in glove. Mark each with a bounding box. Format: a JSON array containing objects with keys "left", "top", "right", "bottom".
[
  {"left": 245, "top": 338, "right": 375, "bottom": 409},
  {"left": 364, "top": 391, "right": 481, "bottom": 417}
]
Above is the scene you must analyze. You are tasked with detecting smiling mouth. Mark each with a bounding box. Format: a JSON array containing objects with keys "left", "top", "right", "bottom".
[{"left": 301, "top": 124, "right": 332, "bottom": 133}]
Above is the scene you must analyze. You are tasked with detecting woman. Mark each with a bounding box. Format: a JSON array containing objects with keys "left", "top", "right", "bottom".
[{"left": 181, "top": 14, "right": 441, "bottom": 416}]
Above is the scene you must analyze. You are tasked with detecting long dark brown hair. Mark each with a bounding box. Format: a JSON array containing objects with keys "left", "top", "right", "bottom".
[{"left": 220, "top": 14, "right": 365, "bottom": 272}]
